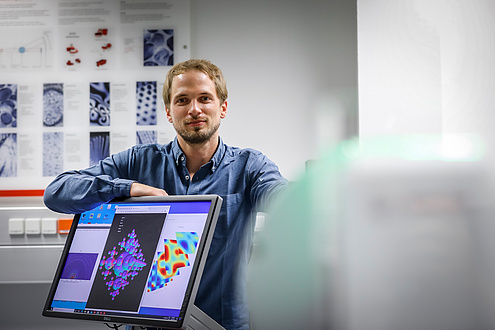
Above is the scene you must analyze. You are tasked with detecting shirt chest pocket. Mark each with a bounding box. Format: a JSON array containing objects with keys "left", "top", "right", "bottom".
[{"left": 213, "top": 193, "right": 243, "bottom": 239}]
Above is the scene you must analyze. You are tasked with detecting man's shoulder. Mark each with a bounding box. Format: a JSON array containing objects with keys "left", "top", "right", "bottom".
[
  {"left": 222, "top": 144, "right": 274, "bottom": 171},
  {"left": 131, "top": 142, "right": 172, "bottom": 154},
  {"left": 224, "top": 144, "right": 263, "bottom": 157}
]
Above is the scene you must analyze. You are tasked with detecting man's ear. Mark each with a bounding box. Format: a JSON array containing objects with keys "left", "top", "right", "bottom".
[
  {"left": 165, "top": 107, "right": 173, "bottom": 123},
  {"left": 220, "top": 100, "right": 228, "bottom": 119}
]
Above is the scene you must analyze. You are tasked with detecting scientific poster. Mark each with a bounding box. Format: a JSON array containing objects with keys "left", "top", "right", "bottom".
[{"left": 0, "top": 0, "right": 190, "bottom": 190}]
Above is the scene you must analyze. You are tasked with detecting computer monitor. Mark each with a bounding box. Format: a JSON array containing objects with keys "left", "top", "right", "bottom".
[{"left": 43, "top": 195, "right": 224, "bottom": 330}]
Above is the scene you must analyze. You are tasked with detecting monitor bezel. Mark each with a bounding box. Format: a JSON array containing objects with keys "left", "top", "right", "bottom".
[{"left": 42, "top": 194, "right": 222, "bottom": 329}]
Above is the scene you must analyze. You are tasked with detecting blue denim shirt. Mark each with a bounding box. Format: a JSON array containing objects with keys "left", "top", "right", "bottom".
[{"left": 44, "top": 137, "right": 288, "bottom": 330}]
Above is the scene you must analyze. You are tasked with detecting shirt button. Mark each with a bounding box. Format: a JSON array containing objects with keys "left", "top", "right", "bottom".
[
  {"left": 185, "top": 175, "right": 190, "bottom": 180},
  {"left": 180, "top": 156, "right": 184, "bottom": 162}
]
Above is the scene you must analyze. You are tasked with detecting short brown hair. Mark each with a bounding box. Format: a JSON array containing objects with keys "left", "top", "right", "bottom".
[{"left": 162, "top": 59, "right": 228, "bottom": 109}]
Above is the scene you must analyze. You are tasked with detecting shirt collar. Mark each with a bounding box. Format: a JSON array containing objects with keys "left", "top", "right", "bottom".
[
  {"left": 172, "top": 136, "right": 225, "bottom": 173},
  {"left": 172, "top": 137, "right": 184, "bottom": 165}
]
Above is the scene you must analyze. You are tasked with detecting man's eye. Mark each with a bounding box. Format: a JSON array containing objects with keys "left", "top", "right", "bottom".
[
  {"left": 200, "top": 96, "right": 210, "bottom": 102},
  {"left": 177, "top": 98, "right": 187, "bottom": 103}
]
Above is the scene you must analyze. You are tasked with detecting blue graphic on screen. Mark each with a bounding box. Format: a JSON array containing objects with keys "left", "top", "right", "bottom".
[
  {"left": 99, "top": 229, "right": 147, "bottom": 300},
  {"left": 61, "top": 253, "right": 99, "bottom": 280}
]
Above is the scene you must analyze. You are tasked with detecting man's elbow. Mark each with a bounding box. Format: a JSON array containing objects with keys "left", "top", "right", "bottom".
[{"left": 43, "top": 188, "right": 63, "bottom": 213}]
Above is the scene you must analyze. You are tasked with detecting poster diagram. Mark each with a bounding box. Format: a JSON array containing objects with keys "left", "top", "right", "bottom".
[
  {"left": 65, "top": 42, "right": 81, "bottom": 68},
  {"left": 94, "top": 28, "right": 112, "bottom": 68},
  {"left": 0, "top": 31, "right": 53, "bottom": 69},
  {"left": 64, "top": 28, "right": 113, "bottom": 70},
  {"left": 0, "top": 0, "right": 190, "bottom": 189}
]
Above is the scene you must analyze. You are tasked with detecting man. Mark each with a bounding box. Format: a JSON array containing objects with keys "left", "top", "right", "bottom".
[{"left": 44, "top": 59, "right": 288, "bottom": 330}]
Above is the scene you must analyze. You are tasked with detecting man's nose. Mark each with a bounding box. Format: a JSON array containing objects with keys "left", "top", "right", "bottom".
[{"left": 188, "top": 100, "right": 202, "bottom": 116}]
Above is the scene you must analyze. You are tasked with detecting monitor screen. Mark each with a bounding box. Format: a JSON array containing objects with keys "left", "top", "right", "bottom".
[{"left": 43, "top": 195, "right": 222, "bottom": 329}]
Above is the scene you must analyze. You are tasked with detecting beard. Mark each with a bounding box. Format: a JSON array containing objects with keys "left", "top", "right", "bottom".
[{"left": 174, "top": 119, "right": 220, "bottom": 144}]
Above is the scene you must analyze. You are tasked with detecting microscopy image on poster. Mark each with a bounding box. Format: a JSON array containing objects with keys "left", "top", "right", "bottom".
[
  {"left": 43, "top": 83, "right": 64, "bottom": 127},
  {"left": 0, "top": 84, "right": 17, "bottom": 128},
  {"left": 136, "top": 131, "right": 157, "bottom": 145},
  {"left": 136, "top": 81, "right": 157, "bottom": 126},
  {"left": 43, "top": 132, "right": 63, "bottom": 176},
  {"left": 143, "top": 29, "right": 174, "bottom": 66},
  {"left": 90, "top": 131, "right": 109, "bottom": 166},
  {"left": 0, "top": 133, "right": 17, "bottom": 177},
  {"left": 90, "top": 82, "right": 110, "bottom": 126}
]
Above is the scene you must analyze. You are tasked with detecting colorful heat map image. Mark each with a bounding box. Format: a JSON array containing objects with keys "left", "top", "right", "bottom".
[
  {"left": 99, "top": 229, "right": 147, "bottom": 300},
  {"left": 147, "top": 232, "right": 199, "bottom": 292}
]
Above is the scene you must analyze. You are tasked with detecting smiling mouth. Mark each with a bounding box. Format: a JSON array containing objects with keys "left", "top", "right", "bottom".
[{"left": 186, "top": 120, "right": 206, "bottom": 127}]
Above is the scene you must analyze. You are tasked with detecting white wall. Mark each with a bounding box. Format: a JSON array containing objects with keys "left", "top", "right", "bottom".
[
  {"left": 358, "top": 1, "right": 443, "bottom": 137},
  {"left": 359, "top": 0, "right": 495, "bottom": 162},
  {"left": 189, "top": 0, "right": 358, "bottom": 180}
]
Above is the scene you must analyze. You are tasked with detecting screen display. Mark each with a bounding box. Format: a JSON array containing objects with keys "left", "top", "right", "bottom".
[{"left": 46, "top": 199, "right": 213, "bottom": 324}]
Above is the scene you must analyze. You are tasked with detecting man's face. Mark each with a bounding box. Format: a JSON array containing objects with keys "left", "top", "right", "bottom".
[{"left": 166, "top": 70, "right": 227, "bottom": 145}]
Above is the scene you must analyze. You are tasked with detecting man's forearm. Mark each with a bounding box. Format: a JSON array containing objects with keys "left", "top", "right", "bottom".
[{"left": 43, "top": 170, "right": 134, "bottom": 214}]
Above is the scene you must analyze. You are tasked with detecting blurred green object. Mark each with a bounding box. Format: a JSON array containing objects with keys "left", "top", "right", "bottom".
[{"left": 248, "top": 135, "right": 492, "bottom": 330}]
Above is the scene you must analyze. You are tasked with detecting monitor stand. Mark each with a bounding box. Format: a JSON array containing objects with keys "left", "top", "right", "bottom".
[{"left": 183, "top": 304, "right": 225, "bottom": 330}]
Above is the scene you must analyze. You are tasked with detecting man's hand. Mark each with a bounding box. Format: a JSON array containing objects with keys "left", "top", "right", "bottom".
[{"left": 130, "top": 182, "right": 168, "bottom": 197}]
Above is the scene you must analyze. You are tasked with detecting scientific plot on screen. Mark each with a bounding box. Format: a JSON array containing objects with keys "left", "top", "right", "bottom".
[
  {"left": 140, "top": 213, "right": 206, "bottom": 311},
  {"left": 147, "top": 231, "right": 199, "bottom": 292},
  {"left": 85, "top": 213, "right": 166, "bottom": 312}
]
